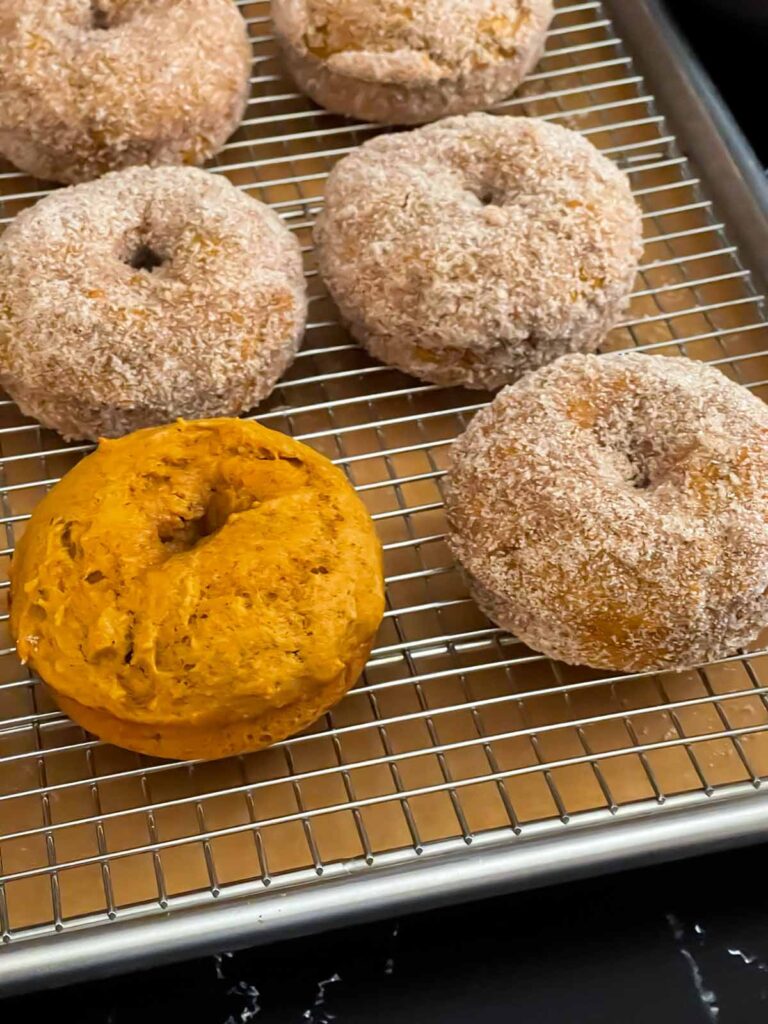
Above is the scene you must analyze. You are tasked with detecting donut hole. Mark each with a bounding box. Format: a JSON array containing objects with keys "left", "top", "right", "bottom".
[
  {"left": 472, "top": 184, "right": 500, "bottom": 207},
  {"left": 157, "top": 488, "right": 251, "bottom": 555},
  {"left": 126, "top": 244, "right": 165, "bottom": 274},
  {"left": 627, "top": 457, "right": 652, "bottom": 490},
  {"left": 91, "top": 7, "right": 110, "bottom": 29},
  {"left": 158, "top": 509, "right": 220, "bottom": 555},
  {"left": 619, "top": 435, "right": 658, "bottom": 490},
  {"left": 594, "top": 422, "right": 656, "bottom": 491},
  {"left": 90, "top": 2, "right": 120, "bottom": 29},
  {"left": 89, "top": 1, "right": 134, "bottom": 30}
]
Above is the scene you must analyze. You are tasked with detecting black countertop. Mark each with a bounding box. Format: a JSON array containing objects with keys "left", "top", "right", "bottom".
[
  {"left": 6, "top": 3, "right": 768, "bottom": 1021},
  {"left": 10, "top": 844, "right": 768, "bottom": 1023}
]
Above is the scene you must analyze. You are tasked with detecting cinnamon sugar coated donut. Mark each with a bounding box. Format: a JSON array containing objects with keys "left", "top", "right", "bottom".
[
  {"left": 446, "top": 353, "right": 768, "bottom": 673},
  {"left": 0, "top": 0, "right": 251, "bottom": 184},
  {"left": 315, "top": 114, "right": 643, "bottom": 390},
  {"left": 0, "top": 166, "right": 307, "bottom": 441},
  {"left": 272, "top": 0, "right": 554, "bottom": 125}
]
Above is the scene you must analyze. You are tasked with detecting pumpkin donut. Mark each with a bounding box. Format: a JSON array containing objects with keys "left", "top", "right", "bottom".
[
  {"left": 0, "top": 165, "right": 307, "bottom": 441},
  {"left": 446, "top": 353, "right": 768, "bottom": 673},
  {"left": 315, "top": 114, "right": 643, "bottom": 390},
  {"left": 0, "top": 0, "right": 251, "bottom": 184},
  {"left": 272, "top": 0, "right": 554, "bottom": 125},
  {"left": 10, "top": 418, "right": 385, "bottom": 761}
]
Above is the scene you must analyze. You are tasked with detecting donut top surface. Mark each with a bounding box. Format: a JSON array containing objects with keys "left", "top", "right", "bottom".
[
  {"left": 0, "top": 165, "right": 306, "bottom": 439},
  {"left": 447, "top": 353, "right": 768, "bottom": 671},
  {"left": 10, "top": 419, "right": 384, "bottom": 730},
  {"left": 274, "top": 0, "right": 554, "bottom": 83},
  {"left": 316, "top": 114, "right": 642, "bottom": 375}
]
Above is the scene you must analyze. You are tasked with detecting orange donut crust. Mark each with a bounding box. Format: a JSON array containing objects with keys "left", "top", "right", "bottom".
[
  {"left": 52, "top": 642, "right": 372, "bottom": 760},
  {"left": 11, "top": 418, "right": 385, "bottom": 760}
]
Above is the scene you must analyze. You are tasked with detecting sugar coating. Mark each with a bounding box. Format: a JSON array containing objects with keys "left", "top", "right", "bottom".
[
  {"left": 0, "top": 0, "right": 251, "bottom": 184},
  {"left": 315, "top": 114, "right": 643, "bottom": 390},
  {"left": 446, "top": 353, "right": 768, "bottom": 672},
  {"left": 272, "top": 0, "right": 554, "bottom": 124},
  {"left": 0, "top": 165, "right": 307, "bottom": 441}
]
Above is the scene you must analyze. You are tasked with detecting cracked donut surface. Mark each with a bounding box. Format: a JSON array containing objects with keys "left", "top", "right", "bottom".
[
  {"left": 315, "top": 114, "right": 643, "bottom": 390},
  {"left": 272, "top": 0, "right": 554, "bottom": 124},
  {"left": 10, "top": 418, "right": 385, "bottom": 760},
  {"left": 446, "top": 353, "right": 768, "bottom": 672}
]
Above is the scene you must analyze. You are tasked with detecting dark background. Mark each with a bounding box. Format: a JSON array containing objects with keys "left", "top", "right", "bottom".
[
  {"left": 665, "top": 0, "right": 766, "bottom": 165},
  {"left": 5, "top": 2, "right": 768, "bottom": 1020}
]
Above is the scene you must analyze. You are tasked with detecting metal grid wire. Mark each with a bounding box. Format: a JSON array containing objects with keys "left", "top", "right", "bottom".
[{"left": 1, "top": 0, "right": 768, "bottom": 943}]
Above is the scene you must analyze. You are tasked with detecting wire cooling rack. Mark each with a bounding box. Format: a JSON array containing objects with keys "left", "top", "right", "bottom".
[{"left": 1, "top": 0, "right": 768, "bottom": 971}]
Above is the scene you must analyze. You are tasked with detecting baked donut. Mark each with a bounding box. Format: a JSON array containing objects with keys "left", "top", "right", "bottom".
[
  {"left": 0, "top": 165, "right": 307, "bottom": 441},
  {"left": 0, "top": 0, "right": 251, "bottom": 184},
  {"left": 315, "top": 114, "right": 643, "bottom": 390},
  {"left": 446, "top": 353, "right": 768, "bottom": 673},
  {"left": 10, "top": 418, "right": 385, "bottom": 761},
  {"left": 272, "top": 0, "right": 554, "bottom": 125}
]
